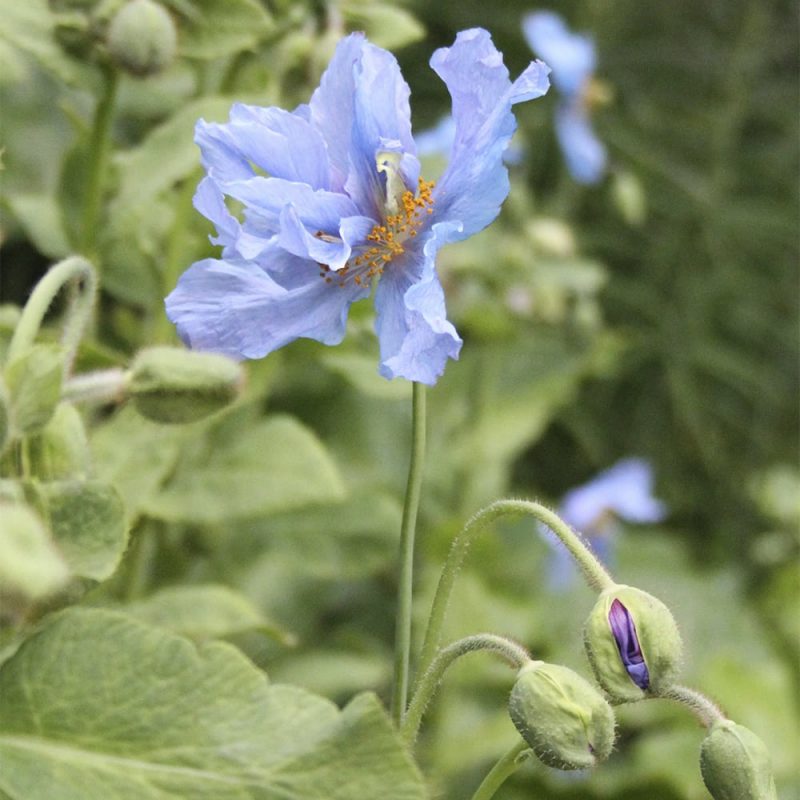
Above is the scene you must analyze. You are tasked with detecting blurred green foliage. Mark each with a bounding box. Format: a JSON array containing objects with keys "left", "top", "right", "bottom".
[{"left": 0, "top": 0, "right": 797, "bottom": 798}]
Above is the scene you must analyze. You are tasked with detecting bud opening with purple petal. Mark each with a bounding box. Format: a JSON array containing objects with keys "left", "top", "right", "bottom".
[
  {"left": 584, "top": 585, "right": 682, "bottom": 702},
  {"left": 608, "top": 598, "right": 649, "bottom": 690}
]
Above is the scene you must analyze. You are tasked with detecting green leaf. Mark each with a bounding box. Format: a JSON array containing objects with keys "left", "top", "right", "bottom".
[
  {"left": 4, "top": 194, "right": 71, "bottom": 260},
  {"left": 176, "top": 0, "right": 273, "bottom": 61},
  {"left": 145, "top": 414, "right": 346, "bottom": 523},
  {"left": 123, "top": 583, "right": 295, "bottom": 646},
  {"left": 0, "top": 503, "right": 70, "bottom": 600},
  {"left": 322, "top": 352, "right": 411, "bottom": 400},
  {"left": 0, "top": 0, "right": 81, "bottom": 85},
  {"left": 340, "top": 1, "right": 424, "bottom": 50},
  {"left": 110, "top": 95, "right": 233, "bottom": 217},
  {"left": 90, "top": 406, "right": 188, "bottom": 523},
  {"left": 0, "top": 608, "right": 427, "bottom": 799},
  {"left": 33, "top": 480, "right": 128, "bottom": 581},
  {"left": 3, "top": 345, "right": 63, "bottom": 435}
]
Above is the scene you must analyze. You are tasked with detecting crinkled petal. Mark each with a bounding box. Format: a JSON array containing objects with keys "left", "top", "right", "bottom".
[
  {"left": 165, "top": 257, "right": 367, "bottom": 360},
  {"left": 555, "top": 103, "right": 607, "bottom": 184},
  {"left": 310, "top": 33, "right": 416, "bottom": 215},
  {"left": 429, "top": 28, "right": 550, "bottom": 242},
  {"left": 278, "top": 206, "right": 375, "bottom": 270},
  {"left": 220, "top": 176, "right": 361, "bottom": 233},
  {"left": 373, "top": 222, "right": 463, "bottom": 384},
  {"left": 522, "top": 11, "right": 595, "bottom": 97},
  {"left": 195, "top": 106, "right": 330, "bottom": 189}
]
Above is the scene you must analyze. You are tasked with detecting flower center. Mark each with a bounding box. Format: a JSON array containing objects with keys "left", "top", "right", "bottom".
[{"left": 318, "top": 177, "right": 435, "bottom": 288}]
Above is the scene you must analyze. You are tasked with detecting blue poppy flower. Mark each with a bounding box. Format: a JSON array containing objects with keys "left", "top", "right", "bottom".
[
  {"left": 560, "top": 458, "right": 667, "bottom": 533},
  {"left": 544, "top": 458, "right": 666, "bottom": 589},
  {"left": 522, "top": 11, "right": 606, "bottom": 184},
  {"left": 165, "top": 29, "right": 550, "bottom": 385},
  {"left": 416, "top": 114, "right": 524, "bottom": 165}
]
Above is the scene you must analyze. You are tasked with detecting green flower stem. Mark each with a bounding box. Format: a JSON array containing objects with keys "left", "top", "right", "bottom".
[
  {"left": 470, "top": 739, "right": 532, "bottom": 800},
  {"left": 391, "top": 380, "right": 427, "bottom": 726},
  {"left": 655, "top": 685, "right": 726, "bottom": 728},
  {"left": 7, "top": 256, "right": 98, "bottom": 374},
  {"left": 79, "top": 65, "right": 120, "bottom": 256},
  {"left": 62, "top": 368, "right": 129, "bottom": 405},
  {"left": 416, "top": 499, "right": 615, "bottom": 689},
  {"left": 401, "top": 633, "right": 531, "bottom": 745}
]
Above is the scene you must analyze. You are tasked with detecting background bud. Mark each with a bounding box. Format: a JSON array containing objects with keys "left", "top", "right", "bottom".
[
  {"left": 107, "top": 0, "right": 177, "bottom": 77},
  {"left": 584, "top": 584, "right": 682, "bottom": 702},
  {"left": 700, "top": 720, "right": 777, "bottom": 800},
  {"left": 508, "top": 661, "right": 615, "bottom": 770},
  {"left": 128, "top": 346, "right": 243, "bottom": 424}
]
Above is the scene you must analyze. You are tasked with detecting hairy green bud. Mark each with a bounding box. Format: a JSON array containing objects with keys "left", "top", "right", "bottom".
[
  {"left": 508, "top": 661, "right": 616, "bottom": 770},
  {"left": 128, "top": 346, "right": 244, "bottom": 424},
  {"left": 107, "top": 0, "right": 177, "bottom": 77},
  {"left": 584, "top": 585, "right": 682, "bottom": 702},
  {"left": 700, "top": 720, "right": 777, "bottom": 800}
]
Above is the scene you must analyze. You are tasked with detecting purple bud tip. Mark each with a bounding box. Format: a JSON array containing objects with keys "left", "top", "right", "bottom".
[{"left": 608, "top": 598, "right": 650, "bottom": 690}]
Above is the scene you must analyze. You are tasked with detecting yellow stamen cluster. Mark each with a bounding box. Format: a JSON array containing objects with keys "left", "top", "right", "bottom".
[{"left": 318, "top": 177, "right": 435, "bottom": 288}]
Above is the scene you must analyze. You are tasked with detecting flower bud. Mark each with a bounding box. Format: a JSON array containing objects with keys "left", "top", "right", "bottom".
[
  {"left": 508, "top": 661, "right": 615, "bottom": 770},
  {"left": 583, "top": 585, "right": 682, "bottom": 702},
  {"left": 107, "top": 0, "right": 177, "bottom": 77},
  {"left": 128, "top": 346, "right": 243, "bottom": 424},
  {"left": 700, "top": 720, "right": 777, "bottom": 800}
]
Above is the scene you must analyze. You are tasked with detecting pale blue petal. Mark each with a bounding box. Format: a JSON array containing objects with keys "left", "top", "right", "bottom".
[
  {"left": 522, "top": 11, "right": 595, "bottom": 97},
  {"left": 308, "top": 33, "right": 367, "bottom": 191},
  {"left": 555, "top": 103, "right": 607, "bottom": 184},
  {"left": 309, "top": 33, "right": 416, "bottom": 216},
  {"left": 373, "top": 222, "right": 463, "bottom": 384},
  {"left": 220, "top": 176, "right": 361, "bottom": 232},
  {"left": 195, "top": 106, "right": 330, "bottom": 189},
  {"left": 277, "top": 206, "right": 374, "bottom": 270},
  {"left": 429, "top": 28, "right": 550, "bottom": 241},
  {"left": 165, "top": 257, "right": 367, "bottom": 359}
]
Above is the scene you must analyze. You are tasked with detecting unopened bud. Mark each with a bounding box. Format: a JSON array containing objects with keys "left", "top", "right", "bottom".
[
  {"left": 700, "top": 720, "right": 776, "bottom": 800},
  {"left": 508, "top": 661, "right": 615, "bottom": 770},
  {"left": 128, "top": 346, "right": 243, "bottom": 424},
  {"left": 107, "top": 0, "right": 177, "bottom": 77},
  {"left": 584, "top": 585, "right": 682, "bottom": 702}
]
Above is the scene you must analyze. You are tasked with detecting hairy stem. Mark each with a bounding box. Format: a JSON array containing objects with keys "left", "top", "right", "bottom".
[
  {"left": 416, "top": 498, "right": 615, "bottom": 687},
  {"left": 391, "top": 381, "right": 427, "bottom": 726},
  {"left": 655, "top": 684, "right": 726, "bottom": 728},
  {"left": 402, "top": 633, "right": 531, "bottom": 744},
  {"left": 7, "top": 256, "right": 98, "bottom": 374}
]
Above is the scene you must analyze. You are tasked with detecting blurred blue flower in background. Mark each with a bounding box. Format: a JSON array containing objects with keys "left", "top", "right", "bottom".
[
  {"left": 545, "top": 458, "right": 667, "bottom": 588},
  {"left": 166, "top": 29, "right": 549, "bottom": 385},
  {"left": 523, "top": 11, "right": 607, "bottom": 184}
]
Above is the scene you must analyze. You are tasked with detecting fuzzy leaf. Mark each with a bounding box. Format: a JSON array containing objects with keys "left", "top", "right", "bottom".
[{"left": 0, "top": 608, "right": 427, "bottom": 799}]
